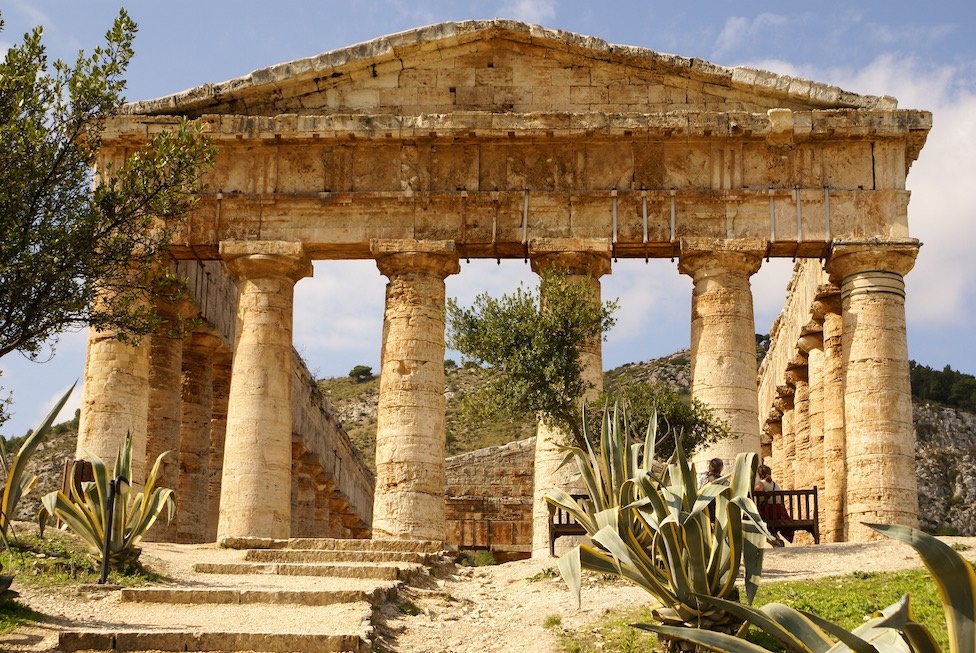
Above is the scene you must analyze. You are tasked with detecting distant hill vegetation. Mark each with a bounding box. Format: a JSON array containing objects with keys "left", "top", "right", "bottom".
[{"left": 910, "top": 361, "right": 976, "bottom": 412}]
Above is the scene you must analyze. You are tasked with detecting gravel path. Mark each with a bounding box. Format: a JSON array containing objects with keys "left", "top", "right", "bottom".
[{"left": 6, "top": 535, "right": 976, "bottom": 653}]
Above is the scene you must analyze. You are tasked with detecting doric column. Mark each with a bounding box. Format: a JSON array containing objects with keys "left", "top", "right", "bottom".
[
  {"left": 528, "top": 239, "right": 612, "bottom": 559},
  {"left": 371, "top": 240, "right": 459, "bottom": 541},
  {"left": 776, "top": 385, "right": 796, "bottom": 488},
  {"left": 207, "top": 350, "right": 232, "bottom": 541},
  {"left": 143, "top": 306, "right": 187, "bottom": 542},
  {"left": 799, "top": 329, "right": 825, "bottom": 493},
  {"left": 678, "top": 239, "right": 765, "bottom": 465},
  {"left": 812, "top": 286, "right": 846, "bottom": 542},
  {"left": 178, "top": 331, "right": 221, "bottom": 543},
  {"left": 827, "top": 240, "right": 919, "bottom": 541},
  {"left": 77, "top": 330, "right": 150, "bottom": 486},
  {"left": 786, "top": 364, "right": 809, "bottom": 488},
  {"left": 217, "top": 241, "right": 312, "bottom": 543}
]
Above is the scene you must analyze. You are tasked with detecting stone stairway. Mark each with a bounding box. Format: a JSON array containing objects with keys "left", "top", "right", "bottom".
[{"left": 57, "top": 538, "right": 447, "bottom": 653}]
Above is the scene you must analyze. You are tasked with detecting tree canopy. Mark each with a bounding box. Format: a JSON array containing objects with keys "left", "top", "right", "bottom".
[
  {"left": 593, "top": 382, "right": 731, "bottom": 461},
  {"left": 446, "top": 267, "right": 618, "bottom": 444},
  {"left": 0, "top": 10, "right": 215, "bottom": 423}
]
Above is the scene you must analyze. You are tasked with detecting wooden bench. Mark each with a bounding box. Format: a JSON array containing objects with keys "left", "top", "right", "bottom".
[
  {"left": 753, "top": 487, "right": 820, "bottom": 544},
  {"left": 548, "top": 493, "right": 589, "bottom": 556},
  {"left": 548, "top": 487, "right": 821, "bottom": 554}
]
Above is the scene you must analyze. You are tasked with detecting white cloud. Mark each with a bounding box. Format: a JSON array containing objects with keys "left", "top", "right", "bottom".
[
  {"left": 713, "top": 13, "right": 789, "bottom": 59},
  {"left": 496, "top": 0, "right": 557, "bottom": 25}
]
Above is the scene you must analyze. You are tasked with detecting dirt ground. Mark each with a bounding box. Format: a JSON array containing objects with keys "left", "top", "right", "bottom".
[{"left": 6, "top": 535, "right": 976, "bottom": 653}]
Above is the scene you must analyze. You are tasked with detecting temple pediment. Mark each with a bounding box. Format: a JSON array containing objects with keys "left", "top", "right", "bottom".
[{"left": 126, "top": 20, "right": 898, "bottom": 119}]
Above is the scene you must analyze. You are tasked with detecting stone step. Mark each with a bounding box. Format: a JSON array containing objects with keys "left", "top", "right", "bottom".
[
  {"left": 193, "top": 560, "right": 424, "bottom": 581},
  {"left": 120, "top": 583, "right": 398, "bottom": 606},
  {"left": 244, "top": 548, "right": 431, "bottom": 564},
  {"left": 60, "top": 630, "right": 370, "bottom": 653},
  {"left": 58, "top": 601, "right": 374, "bottom": 652},
  {"left": 220, "top": 536, "right": 444, "bottom": 555}
]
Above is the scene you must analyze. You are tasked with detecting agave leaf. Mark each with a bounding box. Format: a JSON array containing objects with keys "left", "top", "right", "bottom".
[
  {"left": 686, "top": 594, "right": 827, "bottom": 653},
  {"left": 545, "top": 487, "right": 598, "bottom": 534},
  {"left": 1, "top": 382, "right": 76, "bottom": 537},
  {"left": 898, "top": 623, "right": 942, "bottom": 653},
  {"left": 867, "top": 523, "right": 976, "bottom": 653},
  {"left": 641, "top": 406, "right": 658, "bottom": 471},
  {"left": 635, "top": 623, "right": 778, "bottom": 653},
  {"left": 802, "top": 608, "right": 894, "bottom": 653},
  {"left": 40, "top": 490, "right": 103, "bottom": 554}
]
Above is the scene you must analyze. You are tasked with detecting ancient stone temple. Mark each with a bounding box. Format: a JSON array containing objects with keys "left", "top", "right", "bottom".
[{"left": 83, "top": 20, "right": 929, "bottom": 547}]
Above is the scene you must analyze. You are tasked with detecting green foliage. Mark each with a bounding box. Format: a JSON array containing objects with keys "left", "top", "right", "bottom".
[
  {"left": 546, "top": 404, "right": 770, "bottom": 645},
  {"left": 636, "top": 524, "right": 976, "bottom": 653},
  {"left": 594, "top": 381, "right": 731, "bottom": 461},
  {"left": 39, "top": 432, "right": 175, "bottom": 569},
  {"left": 348, "top": 364, "right": 374, "bottom": 383},
  {"left": 1, "top": 383, "right": 75, "bottom": 542},
  {"left": 0, "top": 9, "right": 215, "bottom": 422},
  {"left": 446, "top": 267, "right": 618, "bottom": 444},
  {"left": 910, "top": 361, "right": 976, "bottom": 411},
  {"left": 0, "top": 598, "right": 41, "bottom": 634},
  {"left": 544, "top": 614, "right": 563, "bottom": 629}
]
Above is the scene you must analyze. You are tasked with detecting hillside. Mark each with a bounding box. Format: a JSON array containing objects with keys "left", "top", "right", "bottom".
[{"left": 4, "top": 352, "right": 975, "bottom": 536}]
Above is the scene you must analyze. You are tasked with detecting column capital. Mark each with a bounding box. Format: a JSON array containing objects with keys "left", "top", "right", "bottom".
[
  {"left": 371, "top": 239, "right": 460, "bottom": 279},
  {"left": 810, "top": 284, "right": 842, "bottom": 324},
  {"left": 797, "top": 324, "right": 824, "bottom": 354},
  {"left": 528, "top": 238, "right": 612, "bottom": 277},
  {"left": 826, "top": 239, "right": 919, "bottom": 282},
  {"left": 677, "top": 238, "right": 766, "bottom": 279},
  {"left": 219, "top": 240, "right": 313, "bottom": 283},
  {"left": 184, "top": 330, "right": 223, "bottom": 354}
]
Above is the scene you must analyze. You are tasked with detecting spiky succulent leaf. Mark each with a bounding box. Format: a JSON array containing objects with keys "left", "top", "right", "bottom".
[
  {"left": 868, "top": 523, "right": 976, "bottom": 653},
  {"left": 1, "top": 382, "right": 75, "bottom": 537}
]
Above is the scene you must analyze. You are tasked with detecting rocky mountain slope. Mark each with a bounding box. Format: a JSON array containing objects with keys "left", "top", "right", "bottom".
[{"left": 4, "top": 351, "right": 974, "bottom": 535}]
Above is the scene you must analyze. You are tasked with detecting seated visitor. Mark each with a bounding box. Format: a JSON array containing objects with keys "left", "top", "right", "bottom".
[{"left": 754, "top": 464, "right": 794, "bottom": 546}]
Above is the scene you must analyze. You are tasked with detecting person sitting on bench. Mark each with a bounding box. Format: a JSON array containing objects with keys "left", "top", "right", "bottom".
[{"left": 754, "top": 464, "right": 795, "bottom": 546}]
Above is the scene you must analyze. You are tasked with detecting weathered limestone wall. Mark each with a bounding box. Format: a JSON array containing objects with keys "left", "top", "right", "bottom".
[
  {"left": 291, "top": 353, "right": 374, "bottom": 537},
  {"left": 445, "top": 438, "right": 535, "bottom": 560}
]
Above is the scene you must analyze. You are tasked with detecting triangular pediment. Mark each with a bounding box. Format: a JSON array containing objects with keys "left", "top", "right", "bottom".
[{"left": 126, "top": 20, "right": 897, "bottom": 119}]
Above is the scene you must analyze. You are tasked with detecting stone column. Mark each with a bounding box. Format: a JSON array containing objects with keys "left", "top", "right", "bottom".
[
  {"left": 371, "top": 240, "right": 459, "bottom": 541},
  {"left": 143, "top": 320, "right": 186, "bottom": 542},
  {"left": 217, "top": 241, "right": 312, "bottom": 543},
  {"left": 77, "top": 330, "right": 150, "bottom": 486},
  {"left": 178, "top": 331, "right": 221, "bottom": 543},
  {"left": 827, "top": 240, "right": 919, "bottom": 541},
  {"left": 799, "top": 330, "right": 825, "bottom": 490},
  {"left": 528, "top": 240, "right": 612, "bottom": 559},
  {"left": 776, "top": 387, "right": 796, "bottom": 488},
  {"left": 678, "top": 239, "right": 765, "bottom": 465},
  {"left": 813, "top": 286, "right": 846, "bottom": 542},
  {"left": 789, "top": 360, "right": 811, "bottom": 489},
  {"left": 207, "top": 350, "right": 232, "bottom": 541}
]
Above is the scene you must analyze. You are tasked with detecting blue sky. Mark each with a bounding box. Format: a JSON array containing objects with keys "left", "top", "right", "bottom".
[{"left": 2, "top": 1, "right": 974, "bottom": 438}]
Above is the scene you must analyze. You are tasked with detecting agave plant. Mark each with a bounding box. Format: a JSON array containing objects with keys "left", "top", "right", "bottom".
[
  {"left": 0, "top": 382, "right": 76, "bottom": 543},
  {"left": 545, "top": 403, "right": 771, "bottom": 645},
  {"left": 39, "top": 432, "right": 175, "bottom": 568},
  {"left": 636, "top": 523, "right": 976, "bottom": 653}
]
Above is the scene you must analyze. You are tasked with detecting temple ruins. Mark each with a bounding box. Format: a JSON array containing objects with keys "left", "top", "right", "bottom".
[{"left": 80, "top": 20, "right": 930, "bottom": 549}]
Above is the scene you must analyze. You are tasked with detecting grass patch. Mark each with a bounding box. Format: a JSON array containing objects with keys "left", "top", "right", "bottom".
[
  {"left": 0, "top": 600, "right": 44, "bottom": 635},
  {"left": 526, "top": 566, "right": 559, "bottom": 582},
  {"left": 559, "top": 605, "right": 658, "bottom": 653},
  {"left": 2, "top": 529, "right": 163, "bottom": 587},
  {"left": 560, "top": 567, "right": 959, "bottom": 652},
  {"left": 543, "top": 614, "right": 562, "bottom": 629}
]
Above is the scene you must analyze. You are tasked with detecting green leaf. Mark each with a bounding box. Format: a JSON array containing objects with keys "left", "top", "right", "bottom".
[
  {"left": 635, "top": 623, "right": 777, "bottom": 653},
  {"left": 868, "top": 523, "right": 976, "bottom": 653},
  {"left": 1, "top": 382, "right": 75, "bottom": 537}
]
